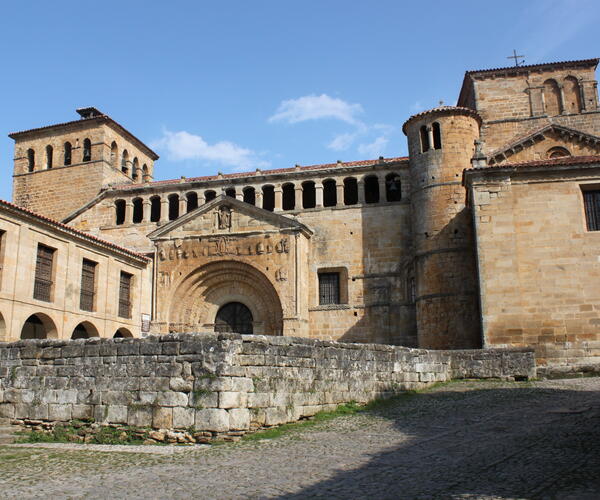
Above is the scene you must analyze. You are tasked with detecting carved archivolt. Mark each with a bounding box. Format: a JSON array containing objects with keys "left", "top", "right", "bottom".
[{"left": 167, "top": 260, "right": 283, "bottom": 335}]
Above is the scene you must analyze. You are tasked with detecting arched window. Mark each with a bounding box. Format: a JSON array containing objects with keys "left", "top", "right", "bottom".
[
  {"left": 186, "top": 192, "right": 198, "bottom": 212},
  {"left": 432, "top": 122, "right": 442, "bottom": 150},
  {"left": 150, "top": 196, "right": 161, "bottom": 222},
  {"left": 82, "top": 138, "right": 91, "bottom": 162},
  {"left": 364, "top": 175, "right": 380, "bottom": 204},
  {"left": 71, "top": 322, "right": 99, "bottom": 339},
  {"left": 282, "top": 183, "right": 295, "bottom": 210},
  {"left": 302, "top": 181, "right": 316, "bottom": 209},
  {"left": 132, "top": 197, "right": 143, "bottom": 223},
  {"left": 385, "top": 173, "right": 402, "bottom": 202},
  {"left": 63, "top": 142, "right": 72, "bottom": 166},
  {"left": 544, "top": 79, "right": 561, "bottom": 116},
  {"left": 168, "top": 194, "right": 179, "bottom": 220},
  {"left": 205, "top": 190, "right": 216, "bottom": 202},
  {"left": 115, "top": 199, "right": 126, "bottom": 225},
  {"left": 343, "top": 177, "right": 358, "bottom": 206},
  {"left": 243, "top": 187, "right": 256, "bottom": 205},
  {"left": 563, "top": 76, "right": 582, "bottom": 114},
  {"left": 46, "top": 145, "right": 53, "bottom": 169},
  {"left": 142, "top": 164, "right": 149, "bottom": 181},
  {"left": 225, "top": 188, "right": 236, "bottom": 198},
  {"left": 420, "top": 125, "right": 430, "bottom": 153},
  {"left": 27, "top": 149, "right": 35, "bottom": 172},
  {"left": 110, "top": 142, "right": 118, "bottom": 168},
  {"left": 323, "top": 179, "right": 337, "bottom": 207},
  {"left": 547, "top": 146, "right": 571, "bottom": 159},
  {"left": 121, "top": 150, "right": 129, "bottom": 175},
  {"left": 132, "top": 158, "right": 139, "bottom": 181},
  {"left": 20, "top": 313, "right": 57, "bottom": 339},
  {"left": 262, "top": 185, "right": 275, "bottom": 211}
]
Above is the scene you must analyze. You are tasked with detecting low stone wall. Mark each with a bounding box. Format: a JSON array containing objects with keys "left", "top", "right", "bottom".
[
  {"left": 0, "top": 334, "right": 535, "bottom": 440},
  {"left": 535, "top": 341, "right": 600, "bottom": 378}
]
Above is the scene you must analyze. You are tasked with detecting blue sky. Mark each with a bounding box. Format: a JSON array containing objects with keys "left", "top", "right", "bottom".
[{"left": 1, "top": 0, "right": 599, "bottom": 202}]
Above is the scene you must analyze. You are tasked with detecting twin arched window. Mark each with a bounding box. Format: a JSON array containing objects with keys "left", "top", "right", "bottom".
[
  {"left": 544, "top": 76, "right": 582, "bottom": 116},
  {"left": 419, "top": 122, "right": 442, "bottom": 153}
]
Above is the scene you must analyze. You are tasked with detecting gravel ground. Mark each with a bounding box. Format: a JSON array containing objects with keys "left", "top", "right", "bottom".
[{"left": 1, "top": 377, "right": 599, "bottom": 499}]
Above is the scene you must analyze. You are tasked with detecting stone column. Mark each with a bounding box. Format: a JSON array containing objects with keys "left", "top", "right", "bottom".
[
  {"left": 142, "top": 199, "right": 151, "bottom": 222},
  {"left": 236, "top": 190, "right": 244, "bottom": 201},
  {"left": 336, "top": 180, "right": 344, "bottom": 207},
  {"left": 377, "top": 176, "right": 385, "bottom": 202},
  {"left": 427, "top": 126, "right": 434, "bottom": 151},
  {"left": 160, "top": 197, "right": 169, "bottom": 222},
  {"left": 315, "top": 184, "right": 324, "bottom": 208},
  {"left": 125, "top": 201, "right": 133, "bottom": 225},
  {"left": 255, "top": 190, "right": 263, "bottom": 208},
  {"left": 198, "top": 192, "right": 206, "bottom": 205},
  {"left": 558, "top": 84, "right": 567, "bottom": 114},
  {"left": 274, "top": 186, "right": 283, "bottom": 212},
  {"left": 295, "top": 185, "right": 303, "bottom": 210},
  {"left": 179, "top": 195, "right": 187, "bottom": 215},
  {"left": 357, "top": 178, "right": 365, "bottom": 204}
]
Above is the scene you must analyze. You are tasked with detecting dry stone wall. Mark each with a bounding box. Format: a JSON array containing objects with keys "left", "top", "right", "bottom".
[{"left": 0, "top": 334, "right": 535, "bottom": 440}]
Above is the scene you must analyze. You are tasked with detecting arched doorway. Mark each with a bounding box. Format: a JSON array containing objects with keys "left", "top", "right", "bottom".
[
  {"left": 114, "top": 327, "right": 133, "bottom": 338},
  {"left": 214, "top": 302, "right": 253, "bottom": 334},
  {"left": 168, "top": 260, "right": 283, "bottom": 335},
  {"left": 71, "top": 321, "right": 99, "bottom": 339},
  {"left": 20, "top": 313, "right": 58, "bottom": 339}
]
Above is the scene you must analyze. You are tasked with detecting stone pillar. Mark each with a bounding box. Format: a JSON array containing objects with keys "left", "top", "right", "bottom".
[
  {"left": 335, "top": 180, "right": 344, "bottom": 207},
  {"left": 427, "top": 126, "right": 434, "bottom": 150},
  {"left": 179, "top": 195, "right": 187, "bottom": 215},
  {"left": 558, "top": 84, "right": 566, "bottom": 114},
  {"left": 357, "top": 179, "right": 365, "bottom": 204},
  {"left": 160, "top": 197, "right": 169, "bottom": 222},
  {"left": 198, "top": 192, "right": 206, "bottom": 205},
  {"left": 236, "top": 190, "right": 244, "bottom": 201},
  {"left": 142, "top": 199, "right": 151, "bottom": 222},
  {"left": 315, "top": 184, "right": 324, "bottom": 208},
  {"left": 125, "top": 202, "right": 133, "bottom": 225},
  {"left": 255, "top": 190, "right": 263, "bottom": 208},
  {"left": 295, "top": 185, "right": 303, "bottom": 210},
  {"left": 274, "top": 186, "right": 283, "bottom": 212},
  {"left": 378, "top": 176, "right": 385, "bottom": 203}
]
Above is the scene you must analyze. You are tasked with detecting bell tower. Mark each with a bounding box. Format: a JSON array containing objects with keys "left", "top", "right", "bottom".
[
  {"left": 403, "top": 106, "right": 482, "bottom": 349},
  {"left": 10, "top": 107, "right": 158, "bottom": 221}
]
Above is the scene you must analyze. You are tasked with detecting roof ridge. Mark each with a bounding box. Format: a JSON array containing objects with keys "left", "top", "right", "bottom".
[{"left": 465, "top": 57, "right": 599, "bottom": 76}]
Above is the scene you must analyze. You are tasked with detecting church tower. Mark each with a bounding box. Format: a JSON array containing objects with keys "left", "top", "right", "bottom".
[
  {"left": 9, "top": 107, "right": 158, "bottom": 221},
  {"left": 403, "top": 106, "right": 482, "bottom": 349}
]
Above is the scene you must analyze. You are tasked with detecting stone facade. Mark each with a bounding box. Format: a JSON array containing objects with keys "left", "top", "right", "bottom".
[
  {"left": 0, "top": 200, "right": 151, "bottom": 341},
  {"left": 0, "top": 334, "right": 535, "bottom": 437},
  {"left": 3, "top": 57, "right": 600, "bottom": 374}
]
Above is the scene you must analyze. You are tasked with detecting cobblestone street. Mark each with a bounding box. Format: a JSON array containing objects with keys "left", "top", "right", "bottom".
[{"left": 1, "top": 378, "right": 599, "bottom": 500}]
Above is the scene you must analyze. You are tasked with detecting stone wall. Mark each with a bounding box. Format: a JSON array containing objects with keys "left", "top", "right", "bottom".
[{"left": 0, "top": 334, "right": 535, "bottom": 439}]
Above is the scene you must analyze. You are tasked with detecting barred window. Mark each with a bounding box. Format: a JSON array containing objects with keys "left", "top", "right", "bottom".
[
  {"left": 319, "top": 272, "right": 340, "bottom": 305},
  {"left": 34, "top": 244, "right": 55, "bottom": 302},
  {"left": 584, "top": 190, "right": 600, "bottom": 231},
  {"left": 118, "top": 271, "right": 133, "bottom": 318},
  {"left": 80, "top": 259, "right": 97, "bottom": 312}
]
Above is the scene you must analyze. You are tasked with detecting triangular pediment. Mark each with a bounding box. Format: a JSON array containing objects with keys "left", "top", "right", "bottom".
[
  {"left": 488, "top": 124, "right": 600, "bottom": 165},
  {"left": 147, "top": 195, "right": 313, "bottom": 240}
]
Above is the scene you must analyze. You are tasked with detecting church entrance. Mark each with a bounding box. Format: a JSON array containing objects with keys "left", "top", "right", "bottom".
[{"left": 214, "top": 302, "right": 253, "bottom": 334}]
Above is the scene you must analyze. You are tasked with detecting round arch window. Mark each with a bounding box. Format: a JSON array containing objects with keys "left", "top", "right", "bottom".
[
  {"left": 214, "top": 302, "right": 253, "bottom": 334},
  {"left": 547, "top": 147, "right": 571, "bottom": 159}
]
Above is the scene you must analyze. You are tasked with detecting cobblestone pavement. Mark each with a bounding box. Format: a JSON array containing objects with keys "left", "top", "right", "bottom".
[{"left": 1, "top": 378, "right": 599, "bottom": 499}]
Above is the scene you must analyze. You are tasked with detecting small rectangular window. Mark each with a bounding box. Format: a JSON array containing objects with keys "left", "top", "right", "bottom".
[
  {"left": 80, "top": 259, "right": 97, "bottom": 312},
  {"left": 118, "top": 271, "right": 133, "bottom": 318},
  {"left": 584, "top": 190, "right": 600, "bottom": 231},
  {"left": 319, "top": 272, "right": 340, "bottom": 305},
  {"left": 34, "top": 244, "right": 55, "bottom": 302}
]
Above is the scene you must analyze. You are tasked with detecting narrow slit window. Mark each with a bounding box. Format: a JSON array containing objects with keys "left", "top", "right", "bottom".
[{"left": 83, "top": 139, "right": 92, "bottom": 162}]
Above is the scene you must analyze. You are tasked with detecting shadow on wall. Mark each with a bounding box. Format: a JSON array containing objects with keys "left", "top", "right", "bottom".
[{"left": 276, "top": 385, "right": 600, "bottom": 499}]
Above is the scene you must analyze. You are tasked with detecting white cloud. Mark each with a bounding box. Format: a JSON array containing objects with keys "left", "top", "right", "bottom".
[
  {"left": 327, "top": 132, "right": 357, "bottom": 151},
  {"left": 151, "top": 130, "right": 269, "bottom": 170},
  {"left": 358, "top": 136, "right": 388, "bottom": 158},
  {"left": 269, "top": 94, "right": 363, "bottom": 125}
]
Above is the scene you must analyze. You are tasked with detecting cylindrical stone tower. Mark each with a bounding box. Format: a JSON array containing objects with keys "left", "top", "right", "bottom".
[{"left": 403, "top": 106, "right": 482, "bottom": 349}]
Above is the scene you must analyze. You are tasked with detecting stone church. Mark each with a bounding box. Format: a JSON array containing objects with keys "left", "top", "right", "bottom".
[{"left": 3, "top": 57, "right": 600, "bottom": 373}]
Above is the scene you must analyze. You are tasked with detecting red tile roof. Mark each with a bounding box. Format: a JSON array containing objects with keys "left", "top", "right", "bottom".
[
  {"left": 465, "top": 58, "right": 599, "bottom": 77},
  {"left": 0, "top": 199, "right": 150, "bottom": 262},
  {"left": 8, "top": 112, "right": 159, "bottom": 161},
  {"left": 402, "top": 106, "right": 482, "bottom": 134},
  {"left": 114, "top": 156, "right": 409, "bottom": 191}
]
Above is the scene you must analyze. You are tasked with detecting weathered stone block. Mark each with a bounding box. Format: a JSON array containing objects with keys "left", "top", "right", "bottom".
[
  {"left": 48, "top": 404, "right": 72, "bottom": 421},
  {"left": 128, "top": 406, "right": 153, "bottom": 427},
  {"left": 219, "top": 391, "right": 247, "bottom": 409},
  {"left": 106, "top": 405, "right": 128, "bottom": 423},
  {"left": 152, "top": 407, "right": 173, "bottom": 429},
  {"left": 194, "top": 408, "right": 229, "bottom": 432},
  {"left": 173, "top": 407, "right": 195, "bottom": 429},
  {"left": 228, "top": 408, "right": 250, "bottom": 430},
  {"left": 156, "top": 391, "right": 188, "bottom": 407}
]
